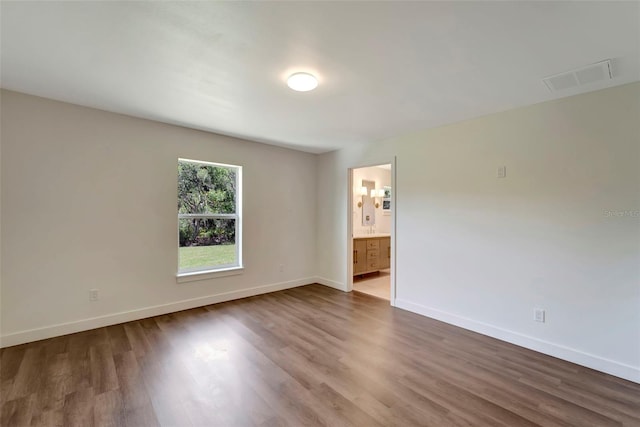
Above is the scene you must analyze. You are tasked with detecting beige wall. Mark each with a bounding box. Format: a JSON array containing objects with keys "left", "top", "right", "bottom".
[
  {"left": 0, "top": 90, "right": 317, "bottom": 345},
  {"left": 316, "top": 83, "right": 640, "bottom": 382}
]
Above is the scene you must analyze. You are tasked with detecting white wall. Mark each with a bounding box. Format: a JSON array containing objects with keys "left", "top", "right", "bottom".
[
  {"left": 0, "top": 90, "right": 317, "bottom": 345},
  {"left": 0, "top": 92, "right": 3, "bottom": 329},
  {"left": 316, "top": 83, "right": 640, "bottom": 382},
  {"left": 352, "top": 165, "right": 391, "bottom": 235}
]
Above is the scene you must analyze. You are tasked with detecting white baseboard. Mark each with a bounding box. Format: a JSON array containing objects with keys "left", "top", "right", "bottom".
[
  {"left": 395, "top": 299, "right": 640, "bottom": 384},
  {"left": 0, "top": 278, "right": 314, "bottom": 348},
  {"left": 314, "top": 276, "right": 347, "bottom": 291}
]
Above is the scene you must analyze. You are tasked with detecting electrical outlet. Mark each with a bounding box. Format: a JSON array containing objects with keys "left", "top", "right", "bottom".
[
  {"left": 279, "top": 264, "right": 284, "bottom": 272},
  {"left": 497, "top": 166, "right": 507, "bottom": 178},
  {"left": 89, "top": 289, "right": 99, "bottom": 301},
  {"left": 534, "top": 308, "right": 545, "bottom": 323}
]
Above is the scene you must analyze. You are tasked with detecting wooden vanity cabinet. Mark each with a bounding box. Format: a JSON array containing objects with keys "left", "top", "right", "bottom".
[
  {"left": 353, "top": 239, "right": 368, "bottom": 274},
  {"left": 353, "top": 236, "right": 391, "bottom": 276},
  {"left": 379, "top": 237, "right": 391, "bottom": 269}
]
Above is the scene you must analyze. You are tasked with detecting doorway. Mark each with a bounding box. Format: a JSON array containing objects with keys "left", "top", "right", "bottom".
[{"left": 348, "top": 162, "right": 395, "bottom": 303}]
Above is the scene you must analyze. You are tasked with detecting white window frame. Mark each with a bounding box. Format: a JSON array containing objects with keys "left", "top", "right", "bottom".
[{"left": 177, "top": 158, "right": 243, "bottom": 281}]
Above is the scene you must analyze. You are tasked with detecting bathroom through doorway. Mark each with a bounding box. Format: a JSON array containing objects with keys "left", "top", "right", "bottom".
[{"left": 348, "top": 162, "right": 394, "bottom": 302}]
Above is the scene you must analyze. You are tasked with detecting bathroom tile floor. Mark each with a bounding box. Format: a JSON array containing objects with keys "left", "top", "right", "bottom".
[{"left": 353, "top": 268, "right": 390, "bottom": 300}]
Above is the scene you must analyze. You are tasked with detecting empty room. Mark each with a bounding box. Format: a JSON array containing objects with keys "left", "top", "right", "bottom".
[{"left": 1, "top": 1, "right": 639, "bottom": 426}]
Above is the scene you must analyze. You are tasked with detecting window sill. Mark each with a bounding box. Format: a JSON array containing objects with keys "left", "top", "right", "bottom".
[{"left": 177, "top": 266, "right": 244, "bottom": 284}]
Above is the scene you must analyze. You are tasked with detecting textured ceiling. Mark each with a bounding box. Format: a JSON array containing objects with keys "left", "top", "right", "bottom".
[{"left": 2, "top": 1, "right": 638, "bottom": 153}]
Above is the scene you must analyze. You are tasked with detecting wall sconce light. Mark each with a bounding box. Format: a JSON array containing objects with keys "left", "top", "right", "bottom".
[
  {"left": 370, "top": 189, "right": 385, "bottom": 208},
  {"left": 356, "top": 186, "right": 367, "bottom": 208}
]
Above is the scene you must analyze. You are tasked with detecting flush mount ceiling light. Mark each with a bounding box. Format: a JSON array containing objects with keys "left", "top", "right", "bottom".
[{"left": 287, "top": 72, "right": 318, "bottom": 92}]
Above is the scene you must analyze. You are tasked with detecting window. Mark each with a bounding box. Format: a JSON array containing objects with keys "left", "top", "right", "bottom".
[{"left": 178, "top": 158, "right": 242, "bottom": 276}]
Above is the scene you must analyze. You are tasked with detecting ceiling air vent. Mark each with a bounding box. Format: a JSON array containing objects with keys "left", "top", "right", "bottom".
[{"left": 543, "top": 60, "right": 612, "bottom": 93}]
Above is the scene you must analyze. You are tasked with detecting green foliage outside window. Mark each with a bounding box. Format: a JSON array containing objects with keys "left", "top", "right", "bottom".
[{"left": 178, "top": 161, "right": 237, "bottom": 247}]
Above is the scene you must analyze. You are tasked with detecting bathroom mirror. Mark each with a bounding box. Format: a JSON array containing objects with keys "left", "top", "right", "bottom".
[{"left": 361, "top": 179, "right": 375, "bottom": 226}]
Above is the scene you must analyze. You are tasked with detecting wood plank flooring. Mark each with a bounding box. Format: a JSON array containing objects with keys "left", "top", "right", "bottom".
[{"left": 2, "top": 284, "right": 639, "bottom": 426}]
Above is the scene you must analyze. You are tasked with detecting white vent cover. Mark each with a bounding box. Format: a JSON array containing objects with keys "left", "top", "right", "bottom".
[{"left": 543, "top": 60, "right": 612, "bottom": 92}]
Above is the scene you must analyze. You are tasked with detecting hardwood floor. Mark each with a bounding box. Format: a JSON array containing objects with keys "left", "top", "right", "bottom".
[{"left": 2, "top": 284, "right": 639, "bottom": 426}]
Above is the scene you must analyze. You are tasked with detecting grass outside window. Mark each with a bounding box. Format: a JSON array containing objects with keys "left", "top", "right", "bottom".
[{"left": 179, "top": 244, "right": 236, "bottom": 271}]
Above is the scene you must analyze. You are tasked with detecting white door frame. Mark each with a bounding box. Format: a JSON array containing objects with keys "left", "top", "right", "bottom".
[{"left": 346, "top": 157, "right": 397, "bottom": 306}]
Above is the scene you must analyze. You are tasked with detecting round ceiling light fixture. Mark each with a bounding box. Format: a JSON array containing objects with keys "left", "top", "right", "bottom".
[{"left": 287, "top": 72, "right": 318, "bottom": 92}]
